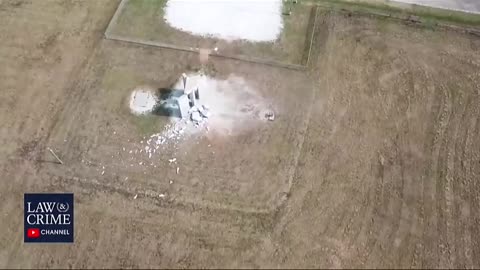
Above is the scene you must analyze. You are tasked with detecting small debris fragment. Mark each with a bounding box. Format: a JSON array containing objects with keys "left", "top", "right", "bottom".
[
  {"left": 169, "top": 158, "right": 177, "bottom": 163},
  {"left": 198, "top": 105, "right": 211, "bottom": 118},
  {"left": 407, "top": 15, "right": 421, "bottom": 23},
  {"left": 265, "top": 111, "right": 275, "bottom": 121},
  {"left": 133, "top": 194, "right": 138, "bottom": 200},
  {"left": 101, "top": 171, "right": 105, "bottom": 175},
  {"left": 379, "top": 154, "right": 385, "bottom": 166},
  {"left": 176, "top": 167, "right": 179, "bottom": 174},
  {"left": 191, "top": 111, "right": 202, "bottom": 123},
  {"left": 169, "top": 180, "right": 173, "bottom": 184},
  {"left": 159, "top": 194, "right": 165, "bottom": 198}
]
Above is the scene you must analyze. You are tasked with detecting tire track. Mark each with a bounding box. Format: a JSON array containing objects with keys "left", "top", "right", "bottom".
[
  {"left": 460, "top": 94, "right": 479, "bottom": 268},
  {"left": 450, "top": 87, "right": 471, "bottom": 268},
  {"left": 443, "top": 86, "right": 465, "bottom": 268},
  {"left": 421, "top": 81, "right": 451, "bottom": 268},
  {"left": 467, "top": 98, "right": 480, "bottom": 267}
]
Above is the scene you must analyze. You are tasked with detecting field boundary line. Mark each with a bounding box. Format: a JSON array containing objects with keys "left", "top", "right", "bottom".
[
  {"left": 303, "top": 5, "right": 319, "bottom": 67},
  {"left": 104, "top": 0, "right": 128, "bottom": 38},
  {"left": 52, "top": 173, "right": 274, "bottom": 216}
]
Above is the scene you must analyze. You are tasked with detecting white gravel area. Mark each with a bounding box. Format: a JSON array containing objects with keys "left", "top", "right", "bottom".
[{"left": 164, "top": 0, "right": 284, "bottom": 42}]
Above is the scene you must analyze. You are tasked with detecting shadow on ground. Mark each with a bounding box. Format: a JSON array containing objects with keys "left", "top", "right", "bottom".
[{"left": 152, "top": 88, "right": 184, "bottom": 118}]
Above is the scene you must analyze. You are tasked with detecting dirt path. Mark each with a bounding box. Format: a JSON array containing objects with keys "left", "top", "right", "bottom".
[{"left": 393, "top": 0, "right": 480, "bottom": 14}]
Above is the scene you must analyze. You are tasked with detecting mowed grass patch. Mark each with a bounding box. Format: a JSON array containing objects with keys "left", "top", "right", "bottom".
[{"left": 107, "top": 0, "right": 316, "bottom": 66}]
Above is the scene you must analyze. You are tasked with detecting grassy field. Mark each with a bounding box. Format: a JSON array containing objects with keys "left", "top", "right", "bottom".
[
  {"left": 107, "top": 0, "right": 316, "bottom": 66},
  {"left": 2, "top": 0, "right": 480, "bottom": 268}
]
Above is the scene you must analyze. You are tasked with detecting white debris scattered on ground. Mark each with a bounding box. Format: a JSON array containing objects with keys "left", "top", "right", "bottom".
[
  {"left": 172, "top": 73, "right": 270, "bottom": 136},
  {"left": 148, "top": 119, "right": 187, "bottom": 146},
  {"left": 107, "top": 73, "right": 275, "bottom": 174},
  {"left": 125, "top": 74, "right": 272, "bottom": 161},
  {"left": 129, "top": 87, "right": 157, "bottom": 115},
  {"left": 164, "top": 0, "right": 284, "bottom": 42},
  {"left": 132, "top": 73, "right": 269, "bottom": 156}
]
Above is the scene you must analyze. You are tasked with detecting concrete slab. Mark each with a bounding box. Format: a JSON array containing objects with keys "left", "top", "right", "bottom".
[{"left": 129, "top": 89, "right": 157, "bottom": 114}]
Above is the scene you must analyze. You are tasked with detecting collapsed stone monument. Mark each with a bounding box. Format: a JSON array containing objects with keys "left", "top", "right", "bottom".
[{"left": 169, "top": 73, "right": 210, "bottom": 126}]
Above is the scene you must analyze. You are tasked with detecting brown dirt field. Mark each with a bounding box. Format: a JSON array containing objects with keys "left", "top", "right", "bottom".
[{"left": 1, "top": 0, "right": 480, "bottom": 268}]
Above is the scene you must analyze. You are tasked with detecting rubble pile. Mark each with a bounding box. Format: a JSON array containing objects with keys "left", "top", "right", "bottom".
[
  {"left": 98, "top": 74, "right": 278, "bottom": 181},
  {"left": 189, "top": 104, "right": 210, "bottom": 126},
  {"left": 130, "top": 103, "right": 212, "bottom": 160}
]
